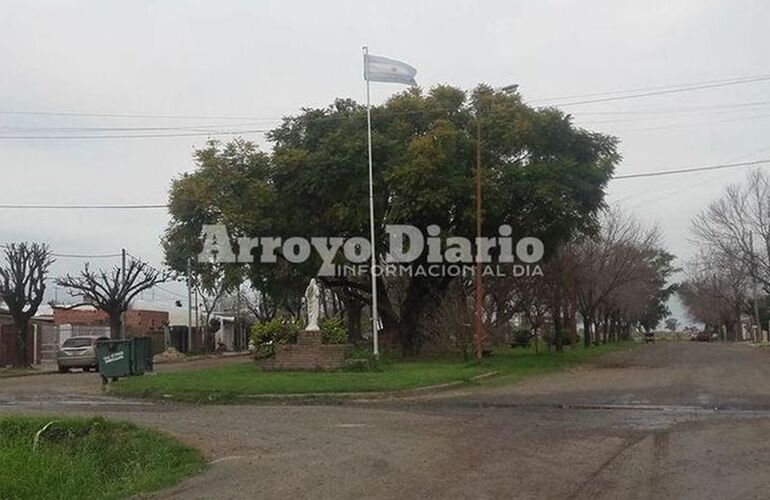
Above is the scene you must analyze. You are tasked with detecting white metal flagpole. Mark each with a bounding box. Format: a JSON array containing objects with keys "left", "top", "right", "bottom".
[{"left": 363, "top": 45, "right": 379, "bottom": 357}]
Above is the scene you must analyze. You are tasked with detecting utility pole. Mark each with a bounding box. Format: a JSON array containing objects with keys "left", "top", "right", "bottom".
[
  {"left": 750, "top": 231, "right": 762, "bottom": 342},
  {"left": 195, "top": 289, "right": 199, "bottom": 335},
  {"left": 470, "top": 86, "right": 517, "bottom": 361},
  {"left": 187, "top": 257, "right": 193, "bottom": 352},
  {"left": 120, "top": 249, "right": 126, "bottom": 340},
  {"left": 474, "top": 114, "right": 484, "bottom": 361},
  {"left": 236, "top": 285, "right": 242, "bottom": 350}
]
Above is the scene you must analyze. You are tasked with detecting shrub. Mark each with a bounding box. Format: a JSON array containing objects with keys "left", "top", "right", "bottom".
[
  {"left": 320, "top": 315, "right": 348, "bottom": 344},
  {"left": 422, "top": 284, "right": 475, "bottom": 360},
  {"left": 250, "top": 318, "right": 301, "bottom": 359},
  {"left": 542, "top": 328, "right": 579, "bottom": 348},
  {"left": 510, "top": 328, "right": 533, "bottom": 348}
]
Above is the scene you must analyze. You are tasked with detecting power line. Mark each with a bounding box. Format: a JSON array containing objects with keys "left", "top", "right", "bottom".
[
  {"left": 0, "top": 110, "right": 275, "bottom": 120},
  {"left": 0, "top": 203, "right": 168, "bottom": 209},
  {"left": 124, "top": 251, "right": 187, "bottom": 300},
  {"left": 0, "top": 245, "right": 122, "bottom": 259},
  {"left": 530, "top": 74, "right": 770, "bottom": 105},
  {"left": 0, "top": 106, "right": 444, "bottom": 127},
  {"left": 613, "top": 159, "right": 770, "bottom": 180},
  {"left": 577, "top": 111, "right": 770, "bottom": 132},
  {"left": 538, "top": 76, "right": 770, "bottom": 107},
  {"left": 0, "top": 108, "right": 459, "bottom": 139},
  {"left": 0, "top": 120, "right": 276, "bottom": 133},
  {"left": 579, "top": 109, "right": 770, "bottom": 125},
  {"left": 574, "top": 100, "right": 770, "bottom": 116},
  {"left": 617, "top": 144, "right": 770, "bottom": 207},
  {"left": 0, "top": 76, "right": 768, "bottom": 141},
  {"left": 4, "top": 73, "right": 770, "bottom": 127},
  {"left": 533, "top": 74, "right": 770, "bottom": 101},
  {"left": 0, "top": 128, "right": 271, "bottom": 140},
  {"left": 3, "top": 100, "right": 768, "bottom": 138},
  {"left": 2, "top": 160, "right": 769, "bottom": 212},
  {"left": 51, "top": 252, "right": 123, "bottom": 258}
]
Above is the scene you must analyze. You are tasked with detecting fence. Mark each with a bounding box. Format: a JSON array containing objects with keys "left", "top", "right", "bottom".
[
  {"left": 0, "top": 322, "right": 60, "bottom": 366},
  {"left": 0, "top": 322, "right": 172, "bottom": 367}
]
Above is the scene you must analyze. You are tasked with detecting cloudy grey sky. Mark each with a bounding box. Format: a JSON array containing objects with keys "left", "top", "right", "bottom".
[{"left": 1, "top": 0, "right": 768, "bottom": 321}]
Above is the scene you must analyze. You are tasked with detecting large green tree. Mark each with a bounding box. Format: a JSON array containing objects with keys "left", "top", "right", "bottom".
[{"left": 164, "top": 85, "right": 619, "bottom": 355}]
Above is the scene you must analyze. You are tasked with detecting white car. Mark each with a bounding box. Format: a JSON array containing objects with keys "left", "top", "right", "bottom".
[{"left": 56, "top": 335, "right": 108, "bottom": 373}]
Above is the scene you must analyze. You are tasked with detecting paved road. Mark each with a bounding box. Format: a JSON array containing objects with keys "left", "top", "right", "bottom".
[{"left": 3, "top": 343, "right": 770, "bottom": 499}]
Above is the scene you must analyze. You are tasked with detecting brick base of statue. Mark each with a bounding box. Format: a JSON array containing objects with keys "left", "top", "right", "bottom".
[{"left": 257, "top": 329, "right": 346, "bottom": 371}]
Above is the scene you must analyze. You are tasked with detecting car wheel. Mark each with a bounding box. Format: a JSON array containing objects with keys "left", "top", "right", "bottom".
[{"left": 58, "top": 367, "right": 69, "bottom": 374}]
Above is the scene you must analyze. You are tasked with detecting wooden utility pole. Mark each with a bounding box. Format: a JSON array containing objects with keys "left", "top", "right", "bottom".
[
  {"left": 236, "top": 285, "right": 242, "bottom": 350},
  {"left": 474, "top": 115, "right": 484, "bottom": 360},
  {"left": 120, "top": 248, "right": 126, "bottom": 339},
  {"left": 187, "top": 257, "right": 193, "bottom": 352},
  {"left": 750, "top": 231, "right": 762, "bottom": 342}
]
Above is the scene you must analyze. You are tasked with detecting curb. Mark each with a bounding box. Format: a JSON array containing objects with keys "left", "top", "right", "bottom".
[
  {"left": 0, "top": 368, "right": 58, "bottom": 379},
  {"left": 153, "top": 352, "right": 252, "bottom": 364},
  {"left": 114, "top": 370, "right": 500, "bottom": 404}
]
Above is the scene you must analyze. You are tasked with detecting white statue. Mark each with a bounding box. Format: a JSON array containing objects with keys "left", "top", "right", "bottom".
[{"left": 304, "top": 278, "right": 320, "bottom": 331}]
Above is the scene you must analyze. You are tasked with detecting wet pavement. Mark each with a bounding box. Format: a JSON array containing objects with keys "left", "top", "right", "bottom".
[{"left": 3, "top": 342, "right": 770, "bottom": 499}]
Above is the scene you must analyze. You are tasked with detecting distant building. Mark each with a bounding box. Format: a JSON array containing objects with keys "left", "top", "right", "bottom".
[{"left": 52, "top": 305, "right": 169, "bottom": 337}]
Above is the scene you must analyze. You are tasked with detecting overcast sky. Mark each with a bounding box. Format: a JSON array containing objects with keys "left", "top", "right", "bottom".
[{"left": 1, "top": 0, "right": 768, "bottom": 322}]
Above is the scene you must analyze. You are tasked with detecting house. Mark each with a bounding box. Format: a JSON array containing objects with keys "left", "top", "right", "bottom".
[
  {"left": 52, "top": 305, "right": 169, "bottom": 334},
  {"left": 52, "top": 305, "right": 170, "bottom": 354},
  {"left": 0, "top": 309, "right": 55, "bottom": 367}
]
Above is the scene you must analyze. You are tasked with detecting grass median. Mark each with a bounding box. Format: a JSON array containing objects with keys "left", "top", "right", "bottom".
[
  {"left": 0, "top": 416, "right": 206, "bottom": 500},
  {"left": 110, "top": 341, "right": 638, "bottom": 403}
]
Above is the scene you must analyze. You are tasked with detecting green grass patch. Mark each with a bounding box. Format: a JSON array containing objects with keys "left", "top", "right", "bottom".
[
  {"left": 109, "top": 341, "right": 637, "bottom": 402},
  {"left": 0, "top": 416, "right": 206, "bottom": 500},
  {"left": 480, "top": 340, "right": 637, "bottom": 386}
]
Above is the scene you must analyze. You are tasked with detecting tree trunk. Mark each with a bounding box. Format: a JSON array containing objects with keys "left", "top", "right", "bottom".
[
  {"left": 12, "top": 320, "right": 29, "bottom": 368},
  {"left": 601, "top": 317, "right": 609, "bottom": 344},
  {"left": 397, "top": 276, "right": 451, "bottom": 357},
  {"left": 346, "top": 296, "right": 363, "bottom": 344},
  {"left": 109, "top": 313, "right": 122, "bottom": 339},
  {"left": 583, "top": 316, "right": 592, "bottom": 347},
  {"left": 567, "top": 306, "right": 578, "bottom": 347},
  {"left": 398, "top": 280, "right": 431, "bottom": 357},
  {"left": 399, "top": 295, "right": 423, "bottom": 357},
  {"left": 552, "top": 304, "right": 564, "bottom": 353}
]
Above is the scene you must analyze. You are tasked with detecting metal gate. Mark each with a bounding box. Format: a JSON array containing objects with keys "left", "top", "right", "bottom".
[{"left": 37, "top": 324, "right": 58, "bottom": 363}]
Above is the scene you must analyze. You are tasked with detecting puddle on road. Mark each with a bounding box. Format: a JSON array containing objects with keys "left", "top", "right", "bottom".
[{"left": 0, "top": 396, "right": 154, "bottom": 407}]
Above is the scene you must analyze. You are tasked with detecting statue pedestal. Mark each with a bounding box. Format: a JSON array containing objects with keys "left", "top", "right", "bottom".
[
  {"left": 297, "top": 329, "right": 322, "bottom": 346},
  {"left": 257, "top": 329, "right": 346, "bottom": 371}
]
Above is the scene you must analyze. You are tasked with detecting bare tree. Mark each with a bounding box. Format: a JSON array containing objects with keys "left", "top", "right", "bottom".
[
  {"left": 56, "top": 258, "right": 171, "bottom": 338},
  {"left": 192, "top": 262, "right": 242, "bottom": 335},
  {"left": 0, "top": 243, "right": 54, "bottom": 367},
  {"left": 692, "top": 169, "right": 770, "bottom": 292},
  {"left": 423, "top": 281, "right": 475, "bottom": 360},
  {"left": 570, "top": 207, "right": 663, "bottom": 346},
  {"left": 238, "top": 286, "right": 275, "bottom": 323},
  {"left": 679, "top": 252, "right": 749, "bottom": 340}
]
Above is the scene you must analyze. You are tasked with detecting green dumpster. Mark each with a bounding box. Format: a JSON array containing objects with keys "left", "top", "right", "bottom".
[
  {"left": 96, "top": 337, "right": 154, "bottom": 382},
  {"left": 131, "top": 337, "right": 154, "bottom": 375},
  {"left": 96, "top": 340, "right": 132, "bottom": 380}
]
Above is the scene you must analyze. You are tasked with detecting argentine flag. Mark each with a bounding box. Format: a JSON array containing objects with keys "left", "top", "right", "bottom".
[{"left": 364, "top": 53, "right": 417, "bottom": 85}]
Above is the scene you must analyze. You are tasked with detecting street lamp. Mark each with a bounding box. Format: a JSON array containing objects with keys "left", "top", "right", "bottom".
[{"left": 474, "top": 83, "right": 518, "bottom": 361}]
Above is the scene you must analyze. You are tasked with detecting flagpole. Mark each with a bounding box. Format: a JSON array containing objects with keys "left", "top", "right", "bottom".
[{"left": 363, "top": 45, "right": 379, "bottom": 357}]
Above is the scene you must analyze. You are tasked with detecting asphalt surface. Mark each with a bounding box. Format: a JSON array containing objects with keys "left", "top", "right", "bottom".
[{"left": 3, "top": 342, "right": 770, "bottom": 499}]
